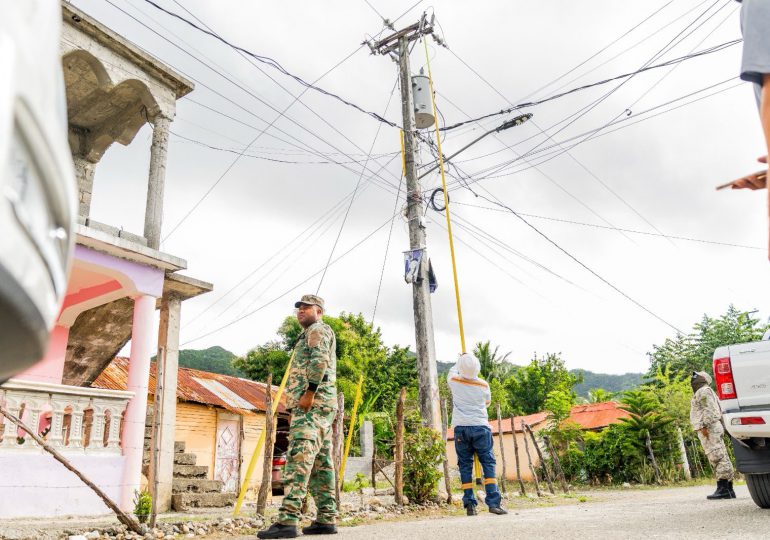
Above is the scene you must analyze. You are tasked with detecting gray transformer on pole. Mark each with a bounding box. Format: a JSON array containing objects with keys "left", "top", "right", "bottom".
[{"left": 412, "top": 74, "right": 435, "bottom": 129}]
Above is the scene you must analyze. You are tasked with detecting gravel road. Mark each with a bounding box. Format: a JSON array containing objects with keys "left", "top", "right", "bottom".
[{"left": 244, "top": 484, "right": 769, "bottom": 539}]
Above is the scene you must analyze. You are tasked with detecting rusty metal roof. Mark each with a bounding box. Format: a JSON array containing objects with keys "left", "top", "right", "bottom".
[
  {"left": 93, "top": 357, "right": 287, "bottom": 415},
  {"left": 447, "top": 402, "right": 628, "bottom": 440}
]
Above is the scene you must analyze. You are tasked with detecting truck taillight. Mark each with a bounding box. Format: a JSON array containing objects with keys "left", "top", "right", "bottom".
[
  {"left": 713, "top": 357, "right": 737, "bottom": 400},
  {"left": 731, "top": 417, "right": 766, "bottom": 425}
]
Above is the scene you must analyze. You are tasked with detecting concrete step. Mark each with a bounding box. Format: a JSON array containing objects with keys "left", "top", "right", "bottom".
[
  {"left": 171, "top": 492, "right": 235, "bottom": 511},
  {"left": 173, "top": 465, "right": 209, "bottom": 478},
  {"left": 172, "top": 477, "right": 224, "bottom": 494},
  {"left": 174, "top": 453, "right": 197, "bottom": 466},
  {"left": 175, "top": 441, "right": 186, "bottom": 454}
]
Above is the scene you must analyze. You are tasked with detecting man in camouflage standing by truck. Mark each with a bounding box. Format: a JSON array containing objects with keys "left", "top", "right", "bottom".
[
  {"left": 690, "top": 371, "right": 736, "bottom": 500},
  {"left": 258, "top": 295, "right": 338, "bottom": 539}
]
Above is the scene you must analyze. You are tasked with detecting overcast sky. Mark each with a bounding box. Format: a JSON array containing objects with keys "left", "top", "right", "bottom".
[{"left": 71, "top": 0, "right": 768, "bottom": 375}]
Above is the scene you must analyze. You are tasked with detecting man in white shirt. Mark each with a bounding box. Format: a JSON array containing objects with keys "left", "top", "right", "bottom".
[{"left": 448, "top": 353, "right": 507, "bottom": 516}]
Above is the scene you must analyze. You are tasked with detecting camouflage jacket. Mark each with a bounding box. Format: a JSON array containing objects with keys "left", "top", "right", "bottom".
[
  {"left": 285, "top": 321, "right": 337, "bottom": 411},
  {"left": 690, "top": 386, "right": 722, "bottom": 430}
]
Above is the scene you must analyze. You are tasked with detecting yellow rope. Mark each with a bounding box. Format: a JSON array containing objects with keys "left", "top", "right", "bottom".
[
  {"left": 422, "top": 38, "right": 466, "bottom": 353},
  {"left": 339, "top": 374, "right": 364, "bottom": 482},
  {"left": 233, "top": 352, "right": 294, "bottom": 516},
  {"left": 400, "top": 129, "right": 407, "bottom": 177}
]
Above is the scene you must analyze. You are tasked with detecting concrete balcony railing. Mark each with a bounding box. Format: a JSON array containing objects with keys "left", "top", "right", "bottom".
[{"left": 0, "top": 379, "right": 133, "bottom": 454}]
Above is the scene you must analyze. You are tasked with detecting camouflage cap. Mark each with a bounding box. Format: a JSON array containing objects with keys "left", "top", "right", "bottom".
[{"left": 294, "top": 294, "right": 325, "bottom": 310}]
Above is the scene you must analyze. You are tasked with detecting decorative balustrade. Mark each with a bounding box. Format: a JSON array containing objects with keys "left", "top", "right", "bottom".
[{"left": 0, "top": 379, "right": 133, "bottom": 454}]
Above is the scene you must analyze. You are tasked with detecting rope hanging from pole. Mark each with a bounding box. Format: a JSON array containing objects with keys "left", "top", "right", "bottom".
[{"left": 422, "top": 37, "right": 467, "bottom": 353}]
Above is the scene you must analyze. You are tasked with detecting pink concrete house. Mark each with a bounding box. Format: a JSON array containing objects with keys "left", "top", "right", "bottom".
[{"left": 0, "top": 3, "right": 210, "bottom": 518}]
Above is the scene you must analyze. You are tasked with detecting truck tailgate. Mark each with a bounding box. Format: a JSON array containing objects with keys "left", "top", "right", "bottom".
[{"left": 728, "top": 341, "right": 770, "bottom": 408}]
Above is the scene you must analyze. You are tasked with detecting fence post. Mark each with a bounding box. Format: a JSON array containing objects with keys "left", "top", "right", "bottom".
[
  {"left": 333, "top": 394, "right": 345, "bottom": 506},
  {"left": 395, "top": 387, "right": 406, "bottom": 505},
  {"left": 496, "top": 403, "right": 507, "bottom": 493},
  {"left": 256, "top": 374, "right": 274, "bottom": 515},
  {"left": 524, "top": 423, "right": 554, "bottom": 495},
  {"left": 543, "top": 435, "right": 569, "bottom": 493},
  {"left": 510, "top": 415, "right": 526, "bottom": 496},
  {"left": 677, "top": 427, "right": 692, "bottom": 481},
  {"left": 521, "top": 423, "right": 542, "bottom": 497},
  {"left": 440, "top": 398, "right": 453, "bottom": 504},
  {"left": 645, "top": 430, "right": 663, "bottom": 484}
]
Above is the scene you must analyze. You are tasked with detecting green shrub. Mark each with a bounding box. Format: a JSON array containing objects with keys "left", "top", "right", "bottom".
[
  {"left": 133, "top": 490, "right": 152, "bottom": 523},
  {"left": 403, "top": 416, "right": 444, "bottom": 504}
]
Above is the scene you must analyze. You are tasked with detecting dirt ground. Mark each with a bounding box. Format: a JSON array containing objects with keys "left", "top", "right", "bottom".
[{"left": 233, "top": 484, "right": 769, "bottom": 540}]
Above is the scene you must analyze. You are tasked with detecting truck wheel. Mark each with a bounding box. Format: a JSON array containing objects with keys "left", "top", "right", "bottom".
[{"left": 746, "top": 473, "right": 770, "bottom": 508}]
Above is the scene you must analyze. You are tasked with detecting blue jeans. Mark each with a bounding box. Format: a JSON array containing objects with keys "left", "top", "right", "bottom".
[{"left": 454, "top": 425, "right": 501, "bottom": 508}]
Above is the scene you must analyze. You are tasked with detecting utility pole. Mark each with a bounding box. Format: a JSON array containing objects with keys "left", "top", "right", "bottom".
[{"left": 370, "top": 17, "right": 441, "bottom": 432}]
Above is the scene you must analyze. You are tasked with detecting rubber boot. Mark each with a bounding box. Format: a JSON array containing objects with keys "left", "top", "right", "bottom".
[
  {"left": 727, "top": 480, "right": 736, "bottom": 499},
  {"left": 256, "top": 523, "right": 298, "bottom": 539},
  {"left": 302, "top": 522, "right": 338, "bottom": 535},
  {"left": 706, "top": 479, "right": 732, "bottom": 500}
]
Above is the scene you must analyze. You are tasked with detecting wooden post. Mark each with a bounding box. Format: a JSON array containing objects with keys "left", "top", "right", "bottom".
[
  {"left": 371, "top": 448, "right": 377, "bottom": 491},
  {"left": 394, "top": 388, "right": 406, "bottom": 505},
  {"left": 543, "top": 435, "right": 569, "bottom": 493},
  {"left": 440, "top": 398, "right": 453, "bottom": 504},
  {"left": 677, "top": 427, "right": 692, "bottom": 481},
  {"left": 510, "top": 415, "right": 526, "bottom": 496},
  {"left": 524, "top": 423, "right": 554, "bottom": 495},
  {"left": 333, "top": 394, "right": 344, "bottom": 506},
  {"left": 495, "top": 403, "right": 507, "bottom": 493},
  {"left": 645, "top": 430, "right": 662, "bottom": 484},
  {"left": 521, "top": 423, "right": 542, "bottom": 497},
  {"left": 0, "top": 404, "right": 142, "bottom": 534},
  {"left": 256, "top": 375, "right": 274, "bottom": 515},
  {"left": 149, "top": 346, "right": 164, "bottom": 528}
]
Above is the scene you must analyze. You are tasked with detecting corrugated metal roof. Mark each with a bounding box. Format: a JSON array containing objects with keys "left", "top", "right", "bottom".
[
  {"left": 93, "top": 357, "right": 288, "bottom": 415},
  {"left": 446, "top": 402, "right": 628, "bottom": 440}
]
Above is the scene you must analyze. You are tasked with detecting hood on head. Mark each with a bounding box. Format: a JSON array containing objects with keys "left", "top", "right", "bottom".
[
  {"left": 456, "top": 353, "right": 480, "bottom": 379},
  {"left": 691, "top": 370, "right": 712, "bottom": 392}
]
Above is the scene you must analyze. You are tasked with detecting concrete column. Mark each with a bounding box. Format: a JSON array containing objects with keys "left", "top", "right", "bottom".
[
  {"left": 149, "top": 294, "right": 181, "bottom": 512},
  {"left": 73, "top": 156, "right": 97, "bottom": 219},
  {"left": 120, "top": 294, "right": 156, "bottom": 511},
  {"left": 360, "top": 420, "right": 374, "bottom": 458},
  {"left": 144, "top": 115, "right": 171, "bottom": 250}
]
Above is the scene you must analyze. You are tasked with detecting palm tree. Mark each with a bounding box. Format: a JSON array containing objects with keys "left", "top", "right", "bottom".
[
  {"left": 474, "top": 341, "right": 512, "bottom": 382},
  {"left": 588, "top": 388, "right": 615, "bottom": 403}
]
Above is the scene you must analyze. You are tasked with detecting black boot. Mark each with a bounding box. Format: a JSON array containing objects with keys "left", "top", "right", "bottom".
[
  {"left": 256, "top": 523, "right": 298, "bottom": 539},
  {"left": 466, "top": 504, "right": 478, "bottom": 516},
  {"left": 302, "top": 522, "right": 338, "bottom": 535},
  {"left": 489, "top": 506, "right": 508, "bottom": 515},
  {"left": 727, "top": 480, "right": 736, "bottom": 499},
  {"left": 706, "top": 479, "right": 732, "bottom": 500}
]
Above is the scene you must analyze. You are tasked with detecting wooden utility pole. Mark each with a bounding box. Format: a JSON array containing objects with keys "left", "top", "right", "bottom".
[
  {"left": 524, "top": 423, "right": 554, "bottom": 495},
  {"left": 371, "top": 17, "right": 441, "bottom": 431},
  {"left": 256, "top": 375, "right": 274, "bottom": 515},
  {"left": 149, "top": 346, "right": 165, "bottom": 528},
  {"left": 394, "top": 388, "right": 406, "bottom": 505},
  {"left": 496, "top": 403, "right": 507, "bottom": 493},
  {"left": 510, "top": 415, "right": 526, "bottom": 496}
]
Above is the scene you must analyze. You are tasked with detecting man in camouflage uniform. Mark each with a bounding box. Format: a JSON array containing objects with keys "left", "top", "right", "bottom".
[
  {"left": 690, "top": 371, "right": 736, "bottom": 500},
  {"left": 258, "top": 295, "right": 338, "bottom": 539}
]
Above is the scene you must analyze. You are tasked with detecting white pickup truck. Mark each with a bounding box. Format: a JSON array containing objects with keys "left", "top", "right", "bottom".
[{"left": 713, "top": 341, "right": 770, "bottom": 508}]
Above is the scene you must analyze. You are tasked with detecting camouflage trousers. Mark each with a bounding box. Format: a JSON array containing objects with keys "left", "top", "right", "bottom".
[
  {"left": 697, "top": 421, "right": 734, "bottom": 481},
  {"left": 278, "top": 406, "right": 338, "bottom": 526}
]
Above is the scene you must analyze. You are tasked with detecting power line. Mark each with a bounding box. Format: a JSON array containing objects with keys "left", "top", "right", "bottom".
[
  {"left": 451, "top": 200, "right": 763, "bottom": 251},
  {"left": 317, "top": 78, "right": 399, "bottom": 294},
  {"left": 460, "top": 186, "right": 684, "bottom": 334},
  {"left": 372, "top": 172, "right": 404, "bottom": 324},
  {"left": 140, "top": 0, "right": 406, "bottom": 129},
  {"left": 438, "top": 39, "right": 740, "bottom": 132}
]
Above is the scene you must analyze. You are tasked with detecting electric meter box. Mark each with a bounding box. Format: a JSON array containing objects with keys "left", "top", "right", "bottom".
[{"left": 412, "top": 74, "right": 435, "bottom": 129}]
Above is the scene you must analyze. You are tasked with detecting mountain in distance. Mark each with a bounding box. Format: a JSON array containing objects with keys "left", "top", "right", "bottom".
[{"left": 175, "top": 346, "right": 244, "bottom": 377}]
